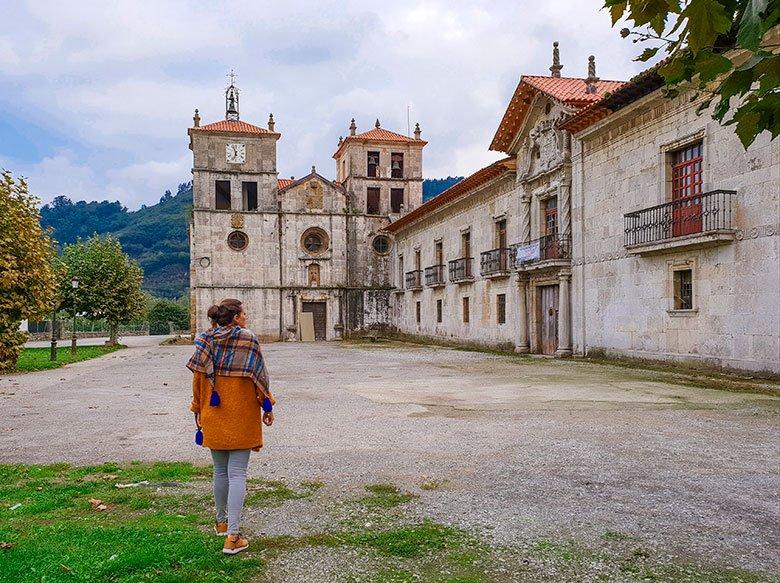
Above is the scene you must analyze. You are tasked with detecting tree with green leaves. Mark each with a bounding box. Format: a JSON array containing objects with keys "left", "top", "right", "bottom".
[
  {"left": 607, "top": 0, "right": 779, "bottom": 147},
  {"left": 0, "top": 171, "right": 60, "bottom": 370},
  {"left": 60, "top": 235, "right": 146, "bottom": 345},
  {"left": 148, "top": 297, "right": 190, "bottom": 335}
]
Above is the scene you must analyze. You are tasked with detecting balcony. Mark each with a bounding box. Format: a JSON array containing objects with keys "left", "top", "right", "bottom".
[
  {"left": 404, "top": 270, "right": 423, "bottom": 291},
  {"left": 425, "top": 264, "right": 446, "bottom": 287},
  {"left": 480, "top": 248, "right": 511, "bottom": 278},
  {"left": 512, "top": 234, "right": 571, "bottom": 271},
  {"left": 448, "top": 257, "right": 474, "bottom": 283},
  {"left": 624, "top": 190, "right": 736, "bottom": 255}
]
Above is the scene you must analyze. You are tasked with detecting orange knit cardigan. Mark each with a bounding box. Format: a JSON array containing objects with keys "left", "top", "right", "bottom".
[{"left": 191, "top": 371, "right": 275, "bottom": 451}]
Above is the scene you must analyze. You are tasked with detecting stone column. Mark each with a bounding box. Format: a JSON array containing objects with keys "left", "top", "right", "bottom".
[
  {"left": 515, "top": 275, "right": 530, "bottom": 353},
  {"left": 519, "top": 186, "right": 531, "bottom": 244},
  {"left": 555, "top": 271, "right": 572, "bottom": 357}
]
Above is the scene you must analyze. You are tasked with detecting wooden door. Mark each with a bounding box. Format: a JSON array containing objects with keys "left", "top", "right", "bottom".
[
  {"left": 671, "top": 143, "right": 703, "bottom": 237},
  {"left": 539, "top": 285, "right": 559, "bottom": 355},
  {"left": 496, "top": 220, "right": 507, "bottom": 270},
  {"left": 302, "top": 302, "right": 327, "bottom": 340}
]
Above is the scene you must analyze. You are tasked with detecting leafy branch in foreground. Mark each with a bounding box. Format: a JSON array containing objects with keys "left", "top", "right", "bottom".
[{"left": 606, "top": 0, "right": 780, "bottom": 148}]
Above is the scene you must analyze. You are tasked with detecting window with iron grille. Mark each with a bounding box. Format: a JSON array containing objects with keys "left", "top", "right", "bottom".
[
  {"left": 416, "top": 301, "right": 421, "bottom": 324},
  {"left": 497, "top": 294, "right": 506, "bottom": 324},
  {"left": 462, "top": 296, "right": 470, "bottom": 323},
  {"left": 436, "top": 299, "right": 442, "bottom": 323},
  {"left": 367, "top": 151, "right": 379, "bottom": 177},
  {"left": 674, "top": 269, "right": 694, "bottom": 310}
]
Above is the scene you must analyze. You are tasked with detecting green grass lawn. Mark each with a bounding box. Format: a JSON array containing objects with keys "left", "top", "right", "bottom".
[
  {"left": 0, "top": 462, "right": 772, "bottom": 582},
  {"left": 13, "top": 344, "right": 124, "bottom": 372}
]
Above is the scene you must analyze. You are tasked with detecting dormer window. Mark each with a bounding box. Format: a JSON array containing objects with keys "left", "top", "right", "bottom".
[
  {"left": 391, "top": 153, "right": 404, "bottom": 178},
  {"left": 367, "top": 151, "right": 379, "bottom": 177}
]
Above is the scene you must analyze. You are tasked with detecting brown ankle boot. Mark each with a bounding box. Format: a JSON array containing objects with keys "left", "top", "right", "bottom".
[
  {"left": 223, "top": 533, "right": 249, "bottom": 555},
  {"left": 214, "top": 522, "right": 228, "bottom": 536}
]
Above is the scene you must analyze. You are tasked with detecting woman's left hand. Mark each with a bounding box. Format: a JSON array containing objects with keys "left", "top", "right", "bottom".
[{"left": 262, "top": 411, "right": 274, "bottom": 427}]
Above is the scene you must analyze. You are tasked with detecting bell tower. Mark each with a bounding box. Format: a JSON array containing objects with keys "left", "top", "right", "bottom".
[{"left": 225, "top": 70, "right": 240, "bottom": 121}]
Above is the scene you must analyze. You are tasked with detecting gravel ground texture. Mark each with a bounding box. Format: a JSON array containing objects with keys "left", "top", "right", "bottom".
[{"left": 1, "top": 337, "right": 778, "bottom": 580}]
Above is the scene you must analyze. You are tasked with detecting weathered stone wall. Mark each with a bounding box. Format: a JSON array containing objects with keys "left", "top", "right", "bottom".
[
  {"left": 392, "top": 174, "right": 519, "bottom": 347},
  {"left": 571, "top": 91, "right": 780, "bottom": 373}
]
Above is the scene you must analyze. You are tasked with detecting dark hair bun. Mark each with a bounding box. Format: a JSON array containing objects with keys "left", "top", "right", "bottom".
[
  {"left": 213, "top": 299, "right": 243, "bottom": 326},
  {"left": 207, "top": 305, "right": 220, "bottom": 320}
]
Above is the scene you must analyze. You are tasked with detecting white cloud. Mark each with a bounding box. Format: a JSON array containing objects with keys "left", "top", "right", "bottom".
[{"left": 0, "top": 0, "right": 652, "bottom": 209}]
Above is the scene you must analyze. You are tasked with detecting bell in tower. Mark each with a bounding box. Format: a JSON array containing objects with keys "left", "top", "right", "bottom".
[{"left": 225, "top": 70, "right": 240, "bottom": 121}]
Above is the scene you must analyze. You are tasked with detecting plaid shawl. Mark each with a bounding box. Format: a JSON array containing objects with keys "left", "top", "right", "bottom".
[{"left": 186, "top": 325, "right": 270, "bottom": 400}]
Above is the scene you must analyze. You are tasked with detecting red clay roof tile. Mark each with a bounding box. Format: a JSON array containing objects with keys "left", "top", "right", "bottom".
[
  {"left": 190, "top": 120, "right": 279, "bottom": 136},
  {"left": 490, "top": 75, "right": 626, "bottom": 153}
]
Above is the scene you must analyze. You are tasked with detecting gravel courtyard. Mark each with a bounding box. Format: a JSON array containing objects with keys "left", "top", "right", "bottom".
[{"left": 1, "top": 337, "right": 778, "bottom": 581}]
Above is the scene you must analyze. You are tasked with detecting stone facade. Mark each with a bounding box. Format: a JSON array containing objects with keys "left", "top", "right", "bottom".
[
  {"left": 569, "top": 90, "right": 780, "bottom": 373},
  {"left": 390, "top": 167, "right": 518, "bottom": 347},
  {"left": 385, "top": 49, "right": 779, "bottom": 374},
  {"left": 189, "top": 85, "right": 424, "bottom": 340}
]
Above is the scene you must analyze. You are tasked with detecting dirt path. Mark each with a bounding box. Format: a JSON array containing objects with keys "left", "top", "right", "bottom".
[{"left": 1, "top": 340, "right": 778, "bottom": 576}]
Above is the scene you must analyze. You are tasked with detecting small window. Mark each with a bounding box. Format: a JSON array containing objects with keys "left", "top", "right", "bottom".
[
  {"left": 216, "top": 180, "right": 231, "bottom": 210},
  {"left": 391, "top": 153, "right": 404, "bottom": 178},
  {"left": 462, "top": 296, "right": 470, "bottom": 323},
  {"left": 544, "top": 198, "right": 558, "bottom": 236},
  {"left": 227, "top": 230, "right": 248, "bottom": 251},
  {"left": 436, "top": 299, "right": 442, "bottom": 323},
  {"left": 391, "top": 188, "right": 404, "bottom": 213},
  {"left": 367, "top": 187, "right": 381, "bottom": 215},
  {"left": 674, "top": 269, "right": 693, "bottom": 310},
  {"left": 367, "top": 151, "right": 379, "bottom": 177},
  {"left": 497, "top": 294, "right": 506, "bottom": 324},
  {"left": 372, "top": 235, "right": 390, "bottom": 254},
  {"left": 398, "top": 254, "right": 404, "bottom": 288},
  {"left": 301, "top": 227, "right": 329, "bottom": 255},
  {"left": 242, "top": 181, "right": 258, "bottom": 211},
  {"left": 416, "top": 301, "right": 421, "bottom": 324}
]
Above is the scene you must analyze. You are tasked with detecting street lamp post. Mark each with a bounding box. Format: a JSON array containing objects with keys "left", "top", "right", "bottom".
[
  {"left": 49, "top": 307, "right": 58, "bottom": 362},
  {"left": 70, "top": 276, "right": 79, "bottom": 355}
]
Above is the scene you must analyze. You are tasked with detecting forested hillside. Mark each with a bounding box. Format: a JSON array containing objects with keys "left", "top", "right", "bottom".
[
  {"left": 41, "top": 183, "right": 192, "bottom": 298},
  {"left": 40, "top": 177, "right": 464, "bottom": 298}
]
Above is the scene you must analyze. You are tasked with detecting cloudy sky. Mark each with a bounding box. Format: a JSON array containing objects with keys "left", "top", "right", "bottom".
[{"left": 0, "top": 0, "right": 651, "bottom": 209}]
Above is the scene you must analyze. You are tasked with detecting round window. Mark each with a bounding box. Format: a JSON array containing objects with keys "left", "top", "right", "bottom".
[
  {"left": 301, "top": 227, "right": 329, "bottom": 255},
  {"left": 227, "top": 230, "right": 249, "bottom": 251},
  {"left": 372, "top": 235, "right": 391, "bottom": 254}
]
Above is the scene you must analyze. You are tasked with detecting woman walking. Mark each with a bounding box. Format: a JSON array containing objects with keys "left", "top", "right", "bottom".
[{"left": 187, "top": 298, "right": 275, "bottom": 555}]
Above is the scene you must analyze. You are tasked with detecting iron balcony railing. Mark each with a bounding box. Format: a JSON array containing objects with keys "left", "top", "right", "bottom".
[
  {"left": 404, "top": 270, "right": 423, "bottom": 290},
  {"left": 448, "top": 257, "right": 473, "bottom": 282},
  {"left": 624, "top": 189, "right": 736, "bottom": 247},
  {"left": 480, "top": 248, "right": 511, "bottom": 276},
  {"left": 424, "top": 264, "right": 446, "bottom": 286},
  {"left": 511, "top": 233, "right": 571, "bottom": 268}
]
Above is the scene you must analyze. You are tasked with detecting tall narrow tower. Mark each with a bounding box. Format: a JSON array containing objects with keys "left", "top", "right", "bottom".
[{"left": 188, "top": 76, "right": 282, "bottom": 334}]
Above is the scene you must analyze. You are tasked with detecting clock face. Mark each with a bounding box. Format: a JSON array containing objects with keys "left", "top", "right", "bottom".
[{"left": 226, "top": 143, "right": 246, "bottom": 164}]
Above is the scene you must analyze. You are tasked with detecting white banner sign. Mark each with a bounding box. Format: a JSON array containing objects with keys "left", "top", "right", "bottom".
[{"left": 515, "top": 241, "right": 540, "bottom": 264}]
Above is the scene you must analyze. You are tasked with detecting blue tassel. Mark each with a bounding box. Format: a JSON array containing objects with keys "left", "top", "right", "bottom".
[
  {"left": 209, "top": 390, "right": 220, "bottom": 407},
  {"left": 262, "top": 398, "right": 273, "bottom": 413},
  {"left": 195, "top": 428, "right": 203, "bottom": 446}
]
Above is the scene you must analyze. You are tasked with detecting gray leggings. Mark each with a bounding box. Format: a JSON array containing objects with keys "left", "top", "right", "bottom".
[{"left": 211, "top": 449, "right": 251, "bottom": 535}]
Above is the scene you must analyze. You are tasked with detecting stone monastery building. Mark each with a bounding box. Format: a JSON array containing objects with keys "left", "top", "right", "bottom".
[{"left": 189, "top": 45, "right": 779, "bottom": 374}]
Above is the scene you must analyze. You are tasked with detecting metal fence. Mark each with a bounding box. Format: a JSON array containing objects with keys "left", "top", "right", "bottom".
[{"left": 624, "top": 189, "right": 736, "bottom": 247}]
